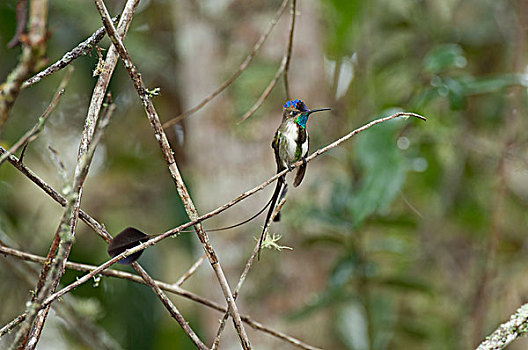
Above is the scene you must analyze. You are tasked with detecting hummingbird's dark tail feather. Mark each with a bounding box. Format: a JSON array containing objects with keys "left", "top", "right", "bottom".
[{"left": 258, "top": 176, "right": 286, "bottom": 259}]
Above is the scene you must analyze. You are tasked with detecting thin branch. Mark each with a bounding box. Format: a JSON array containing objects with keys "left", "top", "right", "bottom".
[
  {"left": 21, "top": 18, "right": 117, "bottom": 89},
  {"left": 237, "top": 0, "right": 298, "bottom": 124},
  {"left": 0, "top": 314, "right": 26, "bottom": 338},
  {"left": 0, "top": 146, "right": 113, "bottom": 242},
  {"left": 237, "top": 56, "right": 287, "bottom": 124},
  {"left": 0, "top": 0, "right": 48, "bottom": 136},
  {"left": 93, "top": 1, "right": 252, "bottom": 348},
  {"left": 211, "top": 196, "right": 286, "bottom": 349},
  {"left": 161, "top": 0, "right": 289, "bottom": 129},
  {"left": 0, "top": 245, "right": 322, "bottom": 350},
  {"left": 283, "top": 0, "right": 297, "bottom": 100},
  {"left": 0, "top": 66, "right": 72, "bottom": 166},
  {"left": 130, "top": 263, "right": 208, "bottom": 350},
  {"left": 476, "top": 303, "right": 528, "bottom": 350},
  {"left": 174, "top": 253, "right": 207, "bottom": 287}
]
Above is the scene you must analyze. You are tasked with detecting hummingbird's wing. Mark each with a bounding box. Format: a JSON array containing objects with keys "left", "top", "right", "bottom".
[
  {"left": 272, "top": 130, "right": 283, "bottom": 172},
  {"left": 293, "top": 130, "right": 308, "bottom": 187}
]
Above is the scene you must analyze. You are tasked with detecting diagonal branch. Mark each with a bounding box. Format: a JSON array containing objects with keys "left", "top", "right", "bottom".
[
  {"left": 0, "top": 67, "right": 72, "bottom": 166},
  {"left": 93, "top": 0, "right": 253, "bottom": 348},
  {"left": 476, "top": 303, "right": 528, "bottom": 350},
  {"left": 161, "top": 0, "right": 289, "bottom": 129},
  {"left": 238, "top": 0, "right": 298, "bottom": 124},
  {"left": 211, "top": 196, "right": 287, "bottom": 349},
  {"left": 21, "top": 18, "right": 116, "bottom": 89}
]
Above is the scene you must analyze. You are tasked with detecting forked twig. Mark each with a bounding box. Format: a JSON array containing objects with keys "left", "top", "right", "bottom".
[{"left": 21, "top": 18, "right": 118, "bottom": 88}]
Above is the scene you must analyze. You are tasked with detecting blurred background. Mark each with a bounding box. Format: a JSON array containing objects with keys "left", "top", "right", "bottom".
[{"left": 2, "top": 0, "right": 528, "bottom": 349}]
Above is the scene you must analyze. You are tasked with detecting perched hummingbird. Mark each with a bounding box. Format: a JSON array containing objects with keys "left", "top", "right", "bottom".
[{"left": 259, "top": 99, "right": 331, "bottom": 254}]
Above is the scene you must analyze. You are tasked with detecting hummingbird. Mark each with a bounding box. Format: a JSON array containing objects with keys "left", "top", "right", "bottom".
[
  {"left": 108, "top": 100, "right": 331, "bottom": 263},
  {"left": 258, "top": 99, "right": 331, "bottom": 255}
]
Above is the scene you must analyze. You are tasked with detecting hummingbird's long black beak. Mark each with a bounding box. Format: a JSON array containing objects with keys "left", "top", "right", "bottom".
[{"left": 307, "top": 108, "right": 331, "bottom": 115}]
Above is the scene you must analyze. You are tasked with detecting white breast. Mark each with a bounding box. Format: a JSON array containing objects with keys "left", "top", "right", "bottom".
[{"left": 280, "top": 121, "right": 301, "bottom": 166}]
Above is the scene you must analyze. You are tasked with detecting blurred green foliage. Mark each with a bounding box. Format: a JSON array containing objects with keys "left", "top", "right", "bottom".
[{"left": 2, "top": 0, "right": 528, "bottom": 349}]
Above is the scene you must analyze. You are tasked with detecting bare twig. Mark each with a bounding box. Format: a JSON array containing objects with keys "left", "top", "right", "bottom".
[
  {"left": 283, "top": 0, "right": 297, "bottom": 100},
  {"left": 21, "top": 18, "right": 117, "bottom": 88},
  {"left": 0, "top": 244, "right": 321, "bottom": 350},
  {"left": 476, "top": 303, "right": 528, "bottom": 350},
  {"left": 237, "top": 56, "right": 288, "bottom": 124},
  {"left": 0, "top": 0, "right": 48, "bottom": 135},
  {"left": 0, "top": 314, "right": 26, "bottom": 338},
  {"left": 161, "top": 0, "right": 289, "bottom": 129},
  {"left": 93, "top": 1, "right": 252, "bottom": 348},
  {"left": 0, "top": 67, "right": 72, "bottom": 166},
  {"left": 174, "top": 253, "right": 207, "bottom": 287},
  {"left": 237, "top": 0, "right": 298, "bottom": 124},
  {"left": 212, "top": 196, "right": 287, "bottom": 349},
  {"left": 130, "top": 263, "right": 208, "bottom": 349}
]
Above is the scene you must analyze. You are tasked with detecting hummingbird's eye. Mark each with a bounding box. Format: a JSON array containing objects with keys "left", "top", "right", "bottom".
[{"left": 289, "top": 111, "right": 296, "bottom": 116}]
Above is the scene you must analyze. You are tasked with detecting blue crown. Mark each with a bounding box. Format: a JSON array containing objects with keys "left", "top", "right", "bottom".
[{"left": 283, "top": 99, "right": 308, "bottom": 111}]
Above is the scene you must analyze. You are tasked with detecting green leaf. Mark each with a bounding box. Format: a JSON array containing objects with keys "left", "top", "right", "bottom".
[
  {"left": 423, "top": 44, "right": 467, "bottom": 74},
  {"left": 351, "top": 116, "right": 407, "bottom": 227}
]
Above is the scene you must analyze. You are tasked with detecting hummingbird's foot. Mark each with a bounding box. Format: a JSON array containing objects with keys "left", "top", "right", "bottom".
[
  {"left": 301, "top": 156, "right": 307, "bottom": 168},
  {"left": 287, "top": 164, "right": 295, "bottom": 172}
]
